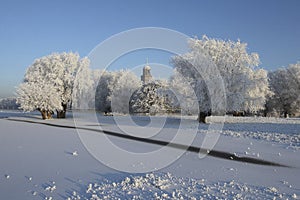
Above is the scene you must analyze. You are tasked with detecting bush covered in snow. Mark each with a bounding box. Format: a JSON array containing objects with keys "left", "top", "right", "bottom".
[{"left": 129, "top": 81, "right": 173, "bottom": 115}]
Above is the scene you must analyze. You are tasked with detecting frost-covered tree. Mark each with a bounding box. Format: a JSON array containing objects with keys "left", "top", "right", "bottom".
[
  {"left": 172, "top": 36, "right": 271, "bottom": 122},
  {"left": 0, "top": 98, "right": 19, "bottom": 110},
  {"left": 95, "top": 70, "right": 141, "bottom": 113},
  {"left": 86, "top": 69, "right": 103, "bottom": 109},
  {"left": 244, "top": 69, "right": 273, "bottom": 114},
  {"left": 95, "top": 71, "right": 113, "bottom": 112},
  {"left": 168, "top": 69, "right": 198, "bottom": 115},
  {"left": 17, "top": 52, "right": 90, "bottom": 119},
  {"left": 111, "top": 70, "right": 142, "bottom": 114},
  {"left": 17, "top": 81, "right": 62, "bottom": 119},
  {"left": 267, "top": 63, "right": 300, "bottom": 117},
  {"left": 72, "top": 58, "right": 94, "bottom": 109},
  {"left": 287, "top": 63, "right": 300, "bottom": 115},
  {"left": 129, "top": 81, "right": 172, "bottom": 115}
]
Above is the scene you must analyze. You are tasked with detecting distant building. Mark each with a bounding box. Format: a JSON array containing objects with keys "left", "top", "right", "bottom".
[{"left": 141, "top": 64, "right": 152, "bottom": 83}]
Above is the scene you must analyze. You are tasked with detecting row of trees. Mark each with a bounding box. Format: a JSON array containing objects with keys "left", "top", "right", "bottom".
[
  {"left": 16, "top": 36, "right": 299, "bottom": 122},
  {"left": 0, "top": 98, "right": 19, "bottom": 110}
]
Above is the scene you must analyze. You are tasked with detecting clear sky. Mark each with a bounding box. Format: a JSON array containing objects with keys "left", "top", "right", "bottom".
[{"left": 0, "top": 0, "right": 300, "bottom": 98}]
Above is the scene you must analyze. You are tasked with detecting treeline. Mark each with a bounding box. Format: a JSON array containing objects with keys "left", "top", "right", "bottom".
[
  {"left": 0, "top": 98, "right": 19, "bottom": 110},
  {"left": 16, "top": 36, "right": 299, "bottom": 121}
]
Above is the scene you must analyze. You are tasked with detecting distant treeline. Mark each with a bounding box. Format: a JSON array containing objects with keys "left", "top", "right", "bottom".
[{"left": 0, "top": 98, "right": 19, "bottom": 110}]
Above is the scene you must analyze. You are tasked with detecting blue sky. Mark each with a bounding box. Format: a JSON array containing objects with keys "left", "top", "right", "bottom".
[{"left": 0, "top": 0, "right": 300, "bottom": 98}]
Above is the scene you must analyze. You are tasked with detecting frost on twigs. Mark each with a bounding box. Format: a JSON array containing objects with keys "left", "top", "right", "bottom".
[
  {"left": 267, "top": 62, "right": 300, "bottom": 118},
  {"left": 95, "top": 70, "right": 142, "bottom": 114},
  {"left": 171, "top": 35, "right": 271, "bottom": 122},
  {"left": 17, "top": 52, "right": 91, "bottom": 119},
  {"left": 129, "top": 81, "right": 173, "bottom": 115}
]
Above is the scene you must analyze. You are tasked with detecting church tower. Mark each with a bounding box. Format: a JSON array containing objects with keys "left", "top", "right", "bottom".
[{"left": 141, "top": 60, "right": 152, "bottom": 83}]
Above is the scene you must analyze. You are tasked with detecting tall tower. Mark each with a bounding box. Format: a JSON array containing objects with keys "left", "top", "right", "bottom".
[{"left": 141, "top": 61, "right": 152, "bottom": 83}]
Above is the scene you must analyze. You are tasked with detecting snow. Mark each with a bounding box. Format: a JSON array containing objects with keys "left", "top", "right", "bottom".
[
  {"left": 71, "top": 151, "right": 79, "bottom": 156},
  {"left": 0, "top": 111, "right": 299, "bottom": 199},
  {"left": 67, "top": 172, "right": 297, "bottom": 199},
  {"left": 206, "top": 116, "right": 300, "bottom": 150},
  {"left": 207, "top": 115, "right": 300, "bottom": 124}
]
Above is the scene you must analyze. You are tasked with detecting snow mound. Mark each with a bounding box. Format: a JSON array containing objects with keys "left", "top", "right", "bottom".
[{"left": 66, "top": 172, "right": 296, "bottom": 200}]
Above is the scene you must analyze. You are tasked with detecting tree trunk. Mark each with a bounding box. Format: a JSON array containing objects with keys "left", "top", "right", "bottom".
[
  {"left": 198, "top": 112, "right": 210, "bottom": 123},
  {"left": 57, "top": 103, "right": 67, "bottom": 118},
  {"left": 232, "top": 111, "right": 245, "bottom": 117},
  {"left": 57, "top": 110, "right": 66, "bottom": 118},
  {"left": 40, "top": 110, "right": 53, "bottom": 120}
]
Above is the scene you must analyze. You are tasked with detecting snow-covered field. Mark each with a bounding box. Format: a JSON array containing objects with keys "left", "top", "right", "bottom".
[{"left": 0, "top": 110, "right": 299, "bottom": 199}]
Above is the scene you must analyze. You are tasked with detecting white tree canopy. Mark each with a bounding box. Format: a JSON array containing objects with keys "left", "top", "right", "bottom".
[
  {"left": 95, "top": 70, "right": 141, "bottom": 113},
  {"left": 168, "top": 69, "right": 199, "bottom": 115},
  {"left": 72, "top": 57, "right": 94, "bottom": 109},
  {"left": 171, "top": 35, "right": 271, "bottom": 115},
  {"left": 17, "top": 52, "right": 90, "bottom": 118},
  {"left": 17, "top": 80, "right": 62, "bottom": 112},
  {"left": 111, "top": 70, "right": 142, "bottom": 114},
  {"left": 129, "top": 80, "right": 171, "bottom": 114},
  {"left": 267, "top": 62, "right": 300, "bottom": 116}
]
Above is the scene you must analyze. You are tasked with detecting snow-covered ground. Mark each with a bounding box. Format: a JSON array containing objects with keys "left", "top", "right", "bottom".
[{"left": 0, "top": 111, "right": 299, "bottom": 199}]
